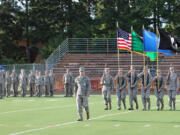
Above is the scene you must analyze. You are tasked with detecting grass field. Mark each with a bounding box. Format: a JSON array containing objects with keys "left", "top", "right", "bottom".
[{"left": 0, "top": 95, "right": 180, "bottom": 135}]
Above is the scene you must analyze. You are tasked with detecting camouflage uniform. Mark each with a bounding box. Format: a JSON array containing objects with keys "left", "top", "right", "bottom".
[
  {"left": 11, "top": 71, "right": 19, "bottom": 97},
  {"left": 63, "top": 70, "right": 73, "bottom": 97},
  {"left": 0, "top": 70, "right": 5, "bottom": 99},
  {"left": 44, "top": 72, "right": 50, "bottom": 96},
  {"left": 74, "top": 67, "right": 91, "bottom": 121},
  {"left": 5, "top": 72, "right": 11, "bottom": 97},
  {"left": 115, "top": 73, "right": 127, "bottom": 110},
  {"left": 19, "top": 72, "right": 28, "bottom": 97},
  {"left": 36, "top": 73, "right": 44, "bottom": 97},
  {"left": 49, "top": 71, "right": 55, "bottom": 96},
  {"left": 28, "top": 71, "right": 35, "bottom": 97}
]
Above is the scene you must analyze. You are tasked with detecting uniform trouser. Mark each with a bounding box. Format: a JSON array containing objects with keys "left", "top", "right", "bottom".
[
  {"left": 102, "top": 90, "right": 111, "bottom": 105},
  {"left": 0, "top": 83, "right": 3, "bottom": 98},
  {"left": 5, "top": 84, "right": 11, "bottom": 97},
  {"left": 141, "top": 90, "right": 151, "bottom": 109},
  {"left": 156, "top": 95, "right": 164, "bottom": 107},
  {"left": 129, "top": 89, "right": 138, "bottom": 108},
  {"left": 44, "top": 85, "right": 50, "bottom": 96},
  {"left": 76, "top": 95, "right": 89, "bottom": 116},
  {"left": 116, "top": 90, "right": 126, "bottom": 108},
  {"left": 29, "top": 83, "right": 35, "bottom": 96},
  {"left": 50, "top": 84, "right": 54, "bottom": 96},
  {"left": 64, "top": 83, "right": 70, "bottom": 96},
  {"left": 36, "top": 85, "right": 42, "bottom": 97},
  {"left": 70, "top": 85, "right": 73, "bottom": 96},
  {"left": 12, "top": 83, "right": 18, "bottom": 96},
  {"left": 167, "top": 90, "right": 176, "bottom": 107},
  {"left": 21, "top": 85, "right": 27, "bottom": 97}
]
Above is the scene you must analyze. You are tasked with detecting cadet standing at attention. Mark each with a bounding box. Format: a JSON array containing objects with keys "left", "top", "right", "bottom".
[
  {"left": 74, "top": 67, "right": 91, "bottom": 121},
  {"left": 100, "top": 68, "right": 114, "bottom": 110},
  {"left": 69, "top": 71, "right": 74, "bottom": 97},
  {"left": 49, "top": 70, "right": 55, "bottom": 96},
  {"left": 138, "top": 66, "right": 152, "bottom": 111},
  {"left": 115, "top": 68, "right": 127, "bottom": 110},
  {"left": 126, "top": 66, "right": 139, "bottom": 110},
  {"left": 63, "top": 69, "right": 72, "bottom": 97},
  {"left": 0, "top": 69, "right": 5, "bottom": 99},
  {"left": 5, "top": 71, "right": 11, "bottom": 97},
  {"left": 166, "top": 66, "right": 179, "bottom": 111},
  {"left": 19, "top": 69, "right": 28, "bottom": 97},
  {"left": 152, "top": 70, "right": 164, "bottom": 110},
  {"left": 11, "top": 70, "right": 19, "bottom": 97},
  {"left": 44, "top": 71, "right": 50, "bottom": 96},
  {"left": 28, "top": 70, "right": 35, "bottom": 97},
  {"left": 35, "top": 71, "right": 44, "bottom": 97}
]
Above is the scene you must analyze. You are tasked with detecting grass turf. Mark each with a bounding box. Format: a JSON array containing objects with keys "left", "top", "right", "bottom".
[{"left": 0, "top": 95, "right": 180, "bottom": 135}]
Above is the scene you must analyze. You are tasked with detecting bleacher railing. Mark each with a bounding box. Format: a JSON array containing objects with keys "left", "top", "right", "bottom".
[{"left": 46, "top": 39, "right": 68, "bottom": 71}]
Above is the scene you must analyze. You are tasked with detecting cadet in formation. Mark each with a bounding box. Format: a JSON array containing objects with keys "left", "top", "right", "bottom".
[
  {"left": 11, "top": 70, "right": 19, "bottom": 97},
  {"left": 69, "top": 71, "right": 74, "bottom": 97},
  {"left": 166, "top": 66, "right": 179, "bottom": 111},
  {"left": 63, "top": 69, "right": 73, "bottom": 97},
  {"left": 35, "top": 71, "right": 44, "bottom": 97},
  {"left": 28, "top": 70, "right": 35, "bottom": 97},
  {"left": 138, "top": 66, "right": 152, "bottom": 111},
  {"left": 0, "top": 69, "right": 5, "bottom": 99},
  {"left": 74, "top": 67, "right": 91, "bottom": 121},
  {"left": 44, "top": 71, "right": 50, "bottom": 96},
  {"left": 100, "top": 68, "right": 114, "bottom": 110},
  {"left": 49, "top": 70, "right": 55, "bottom": 96},
  {"left": 126, "top": 66, "right": 139, "bottom": 110},
  {"left": 19, "top": 69, "right": 28, "bottom": 97},
  {"left": 152, "top": 70, "right": 164, "bottom": 110},
  {"left": 5, "top": 71, "right": 11, "bottom": 97},
  {"left": 115, "top": 68, "right": 127, "bottom": 110}
]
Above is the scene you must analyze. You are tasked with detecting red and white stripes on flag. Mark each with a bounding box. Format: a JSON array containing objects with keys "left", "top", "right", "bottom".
[{"left": 117, "top": 28, "right": 132, "bottom": 51}]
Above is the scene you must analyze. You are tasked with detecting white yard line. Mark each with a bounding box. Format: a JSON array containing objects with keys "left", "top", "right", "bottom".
[
  {"left": 0, "top": 102, "right": 103, "bottom": 115},
  {"left": 9, "top": 111, "right": 131, "bottom": 135}
]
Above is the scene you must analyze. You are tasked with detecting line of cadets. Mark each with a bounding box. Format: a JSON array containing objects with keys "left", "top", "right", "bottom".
[
  {"left": 0, "top": 69, "right": 55, "bottom": 98},
  {"left": 101, "top": 66, "right": 179, "bottom": 111}
]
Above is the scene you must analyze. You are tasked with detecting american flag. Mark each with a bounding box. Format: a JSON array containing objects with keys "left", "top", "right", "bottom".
[{"left": 117, "top": 28, "right": 132, "bottom": 51}]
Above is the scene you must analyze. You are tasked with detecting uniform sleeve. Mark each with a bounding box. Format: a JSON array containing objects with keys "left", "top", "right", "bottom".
[
  {"left": 166, "top": 71, "right": 170, "bottom": 85},
  {"left": 176, "top": 75, "right": 179, "bottom": 91},
  {"left": 115, "top": 75, "right": 119, "bottom": 91},
  {"left": 86, "top": 77, "right": 92, "bottom": 95},
  {"left": 146, "top": 73, "right": 152, "bottom": 89},
  {"left": 121, "top": 76, "right": 127, "bottom": 89},
  {"left": 74, "top": 78, "right": 78, "bottom": 95},
  {"left": 160, "top": 77, "right": 164, "bottom": 91},
  {"left": 133, "top": 74, "right": 138, "bottom": 86},
  {"left": 110, "top": 77, "right": 114, "bottom": 90}
]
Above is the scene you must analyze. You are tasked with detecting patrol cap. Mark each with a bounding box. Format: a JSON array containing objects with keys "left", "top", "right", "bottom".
[
  {"left": 118, "top": 68, "right": 123, "bottom": 72},
  {"left": 79, "top": 67, "right": 85, "bottom": 72},
  {"left": 104, "top": 68, "right": 110, "bottom": 72},
  {"left": 66, "top": 68, "right": 70, "bottom": 72}
]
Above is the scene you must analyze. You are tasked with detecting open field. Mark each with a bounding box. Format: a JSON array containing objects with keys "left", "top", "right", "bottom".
[{"left": 0, "top": 95, "right": 180, "bottom": 135}]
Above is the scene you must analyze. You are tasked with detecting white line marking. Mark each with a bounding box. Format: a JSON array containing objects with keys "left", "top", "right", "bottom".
[
  {"left": 114, "top": 124, "right": 120, "bottom": 127},
  {"left": 84, "top": 124, "right": 90, "bottom": 127},
  {"left": 174, "top": 125, "right": 180, "bottom": 128},
  {"left": 0, "top": 102, "right": 100, "bottom": 115},
  {"left": 144, "top": 124, "right": 151, "bottom": 128},
  {"left": 9, "top": 111, "right": 131, "bottom": 135}
]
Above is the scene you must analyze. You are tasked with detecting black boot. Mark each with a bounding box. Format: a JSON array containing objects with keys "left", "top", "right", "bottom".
[
  {"left": 123, "top": 99, "right": 126, "bottom": 110},
  {"left": 86, "top": 112, "right": 90, "bottom": 120},
  {"left": 173, "top": 99, "right": 176, "bottom": 111},
  {"left": 160, "top": 99, "right": 164, "bottom": 110},
  {"left": 147, "top": 98, "right": 151, "bottom": 110},
  {"left": 77, "top": 115, "right": 83, "bottom": 121},
  {"left": 104, "top": 104, "right": 108, "bottom": 110},
  {"left": 109, "top": 100, "right": 112, "bottom": 110}
]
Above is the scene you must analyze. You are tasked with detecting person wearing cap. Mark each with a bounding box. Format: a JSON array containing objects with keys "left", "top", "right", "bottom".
[
  {"left": 5, "top": 71, "right": 11, "bottom": 97},
  {"left": 126, "top": 66, "right": 139, "bottom": 110},
  {"left": 28, "top": 70, "right": 35, "bottom": 97},
  {"left": 49, "top": 70, "right": 55, "bottom": 96},
  {"left": 19, "top": 69, "right": 28, "bottom": 97},
  {"left": 152, "top": 70, "right": 164, "bottom": 111},
  {"left": 100, "top": 68, "right": 114, "bottom": 110},
  {"left": 166, "top": 66, "right": 179, "bottom": 111},
  {"left": 35, "top": 71, "right": 44, "bottom": 97},
  {"left": 74, "top": 67, "right": 91, "bottom": 121},
  {"left": 44, "top": 71, "right": 50, "bottom": 96},
  {"left": 11, "top": 70, "right": 19, "bottom": 97},
  {"left": 69, "top": 71, "right": 74, "bottom": 97},
  {"left": 63, "top": 69, "right": 73, "bottom": 97},
  {"left": 115, "top": 68, "right": 127, "bottom": 110},
  {"left": 0, "top": 69, "right": 5, "bottom": 99},
  {"left": 138, "top": 66, "right": 152, "bottom": 111}
]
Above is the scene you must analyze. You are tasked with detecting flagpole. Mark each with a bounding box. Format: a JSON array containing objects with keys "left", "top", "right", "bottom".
[
  {"left": 142, "top": 25, "right": 146, "bottom": 87},
  {"left": 117, "top": 22, "right": 120, "bottom": 70},
  {"left": 156, "top": 26, "right": 159, "bottom": 90},
  {"left": 131, "top": 26, "right": 133, "bottom": 88}
]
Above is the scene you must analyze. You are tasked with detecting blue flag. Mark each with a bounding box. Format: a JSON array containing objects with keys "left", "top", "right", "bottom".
[{"left": 143, "top": 30, "right": 173, "bottom": 56}]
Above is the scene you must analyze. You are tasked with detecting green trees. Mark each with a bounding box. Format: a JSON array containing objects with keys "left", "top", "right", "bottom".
[{"left": 0, "top": 0, "right": 179, "bottom": 64}]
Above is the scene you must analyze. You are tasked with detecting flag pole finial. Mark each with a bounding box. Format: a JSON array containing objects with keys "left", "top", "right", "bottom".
[
  {"left": 142, "top": 25, "right": 145, "bottom": 30},
  {"left": 116, "top": 22, "right": 119, "bottom": 28},
  {"left": 131, "top": 26, "right": 133, "bottom": 31}
]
